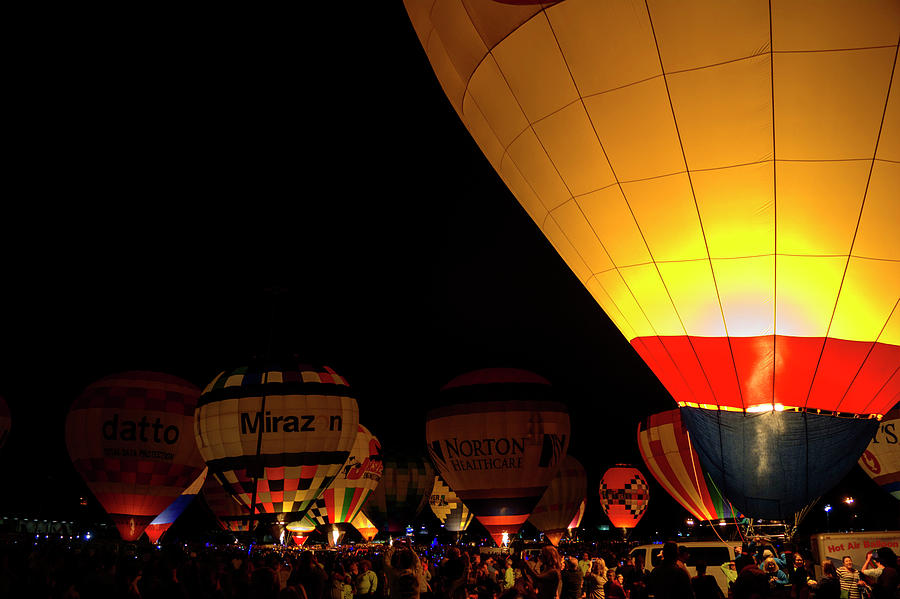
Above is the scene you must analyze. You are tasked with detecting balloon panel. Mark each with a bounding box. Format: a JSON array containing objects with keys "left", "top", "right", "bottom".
[
  {"left": 858, "top": 405, "right": 900, "bottom": 501},
  {"left": 0, "top": 395, "right": 9, "bottom": 450},
  {"left": 362, "top": 452, "right": 433, "bottom": 533},
  {"left": 194, "top": 363, "right": 359, "bottom": 519},
  {"left": 65, "top": 371, "right": 206, "bottom": 541},
  {"left": 599, "top": 466, "right": 649, "bottom": 530},
  {"left": 430, "top": 475, "right": 475, "bottom": 533},
  {"left": 203, "top": 472, "right": 252, "bottom": 532},
  {"left": 403, "top": 0, "right": 900, "bottom": 416},
  {"left": 528, "top": 455, "right": 587, "bottom": 543},
  {"left": 145, "top": 467, "right": 208, "bottom": 544},
  {"left": 682, "top": 406, "right": 878, "bottom": 520},
  {"left": 318, "top": 425, "right": 383, "bottom": 524},
  {"left": 428, "top": 369, "right": 570, "bottom": 546},
  {"left": 638, "top": 410, "right": 733, "bottom": 521}
]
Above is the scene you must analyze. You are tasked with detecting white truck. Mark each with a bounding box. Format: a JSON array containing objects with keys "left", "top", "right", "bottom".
[{"left": 809, "top": 530, "right": 900, "bottom": 578}]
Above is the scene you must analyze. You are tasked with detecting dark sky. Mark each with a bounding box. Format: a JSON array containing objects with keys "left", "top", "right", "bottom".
[{"left": 1, "top": 4, "right": 894, "bottom": 536}]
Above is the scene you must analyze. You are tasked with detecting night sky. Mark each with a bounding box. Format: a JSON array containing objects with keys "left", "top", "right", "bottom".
[{"left": 1, "top": 4, "right": 895, "bottom": 537}]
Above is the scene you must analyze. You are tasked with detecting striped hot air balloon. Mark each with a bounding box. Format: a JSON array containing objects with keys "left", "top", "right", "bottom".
[
  {"left": 307, "top": 425, "right": 383, "bottom": 528},
  {"left": 202, "top": 472, "right": 252, "bottom": 532},
  {"left": 351, "top": 511, "right": 378, "bottom": 542},
  {"left": 599, "top": 465, "right": 650, "bottom": 534},
  {"left": 403, "top": 0, "right": 897, "bottom": 521},
  {"left": 0, "top": 395, "right": 9, "bottom": 450},
  {"left": 528, "top": 455, "right": 587, "bottom": 546},
  {"left": 427, "top": 368, "right": 570, "bottom": 547},
  {"left": 65, "top": 371, "right": 207, "bottom": 541},
  {"left": 145, "top": 467, "right": 208, "bottom": 544},
  {"left": 638, "top": 410, "right": 736, "bottom": 522},
  {"left": 568, "top": 498, "right": 586, "bottom": 532},
  {"left": 859, "top": 404, "right": 900, "bottom": 501},
  {"left": 430, "top": 475, "right": 475, "bottom": 533},
  {"left": 194, "top": 361, "right": 359, "bottom": 523},
  {"left": 362, "top": 450, "right": 433, "bottom": 534}
]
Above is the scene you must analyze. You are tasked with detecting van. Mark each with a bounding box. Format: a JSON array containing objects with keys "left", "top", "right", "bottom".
[
  {"left": 808, "top": 530, "right": 900, "bottom": 578},
  {"left": 629, "top": 540, "right": 741, "bottom": 595}
]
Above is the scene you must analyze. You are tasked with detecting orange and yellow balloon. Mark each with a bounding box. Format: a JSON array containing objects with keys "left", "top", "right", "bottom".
[{"left": 528, "top": 455, "right": 587, "bottom": 546}]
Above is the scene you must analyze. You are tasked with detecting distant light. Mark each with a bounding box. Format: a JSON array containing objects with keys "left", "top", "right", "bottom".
[
  {"left": 746, "top": 403, "right": 785, "bottom": 413},
  {"left": 85, "top": 532, "right": 92, "bottom": 540},
  {"left": 501, "top": 532, "right": 509, "bottom": 546},
  {"left": 844, "top": 497, "right": 855, "bottom": 505},
  {"left": 718, "top": 520, "right": 727, "bottom": 526},
  {"left": 824, "top": 504, "right": 832, "bottom": 512},
  {"left": 686, "top": 519, "right": 695, "bottom": 527}
]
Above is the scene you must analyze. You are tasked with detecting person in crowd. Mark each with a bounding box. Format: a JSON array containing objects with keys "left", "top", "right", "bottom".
[
  {"left": 501, "top": 557, "right": 515, "bottom": 591},
  {"left": 816, "top": 562, "right": 841, "bottom": 599},
  {"left": 788, "top": 553, "right": 815, "bottom": 599},
  {"left": 579, "top": 554, "right": 592, "bottom": 578},
  {"left": 604, "top": 573, "right": 627, "bottom": 599},
  {"left": 647, "top": 542, "right": 693, "bottom": 599},
  {"left": 761, "top": 557, "right": 789, "bottom": 596},
  {"left": 291, "top": 551, "right": 329, "bottom": 599},
  {"left": 384, "top": 543, "right": 428, "bottom": 599},
  {"left": 836, "top": 555, "right": 862, "bottom": 599},
  {"left": 582, "top": 559, "right": 607, "bottom": 599},
  {"left": 860, "top": 547, "right": 899, "bottom": 599},
  {"left": 732, "top": 554, "right": 768, "bottom": 599},
  {"left": 521, "top": 546, "right": 563, "bottom": 599},
  {"left": 561, "top": 556, "right": 583, "bottom": 599},
  {"left": 689, "top": 561, "right": 722, "bottom": 599},
  {"left": 357, "top": 560, "right": 379, "bottom": 599},
  {"left": 676, "top": 547, "right": 690, "bottom": 575}
]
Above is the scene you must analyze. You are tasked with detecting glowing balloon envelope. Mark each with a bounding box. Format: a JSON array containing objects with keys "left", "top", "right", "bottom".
[
  {"left": 145, "top": 467, "right": 208, "bottom": 544},
  {"left": 0, "top": 395, "right": 9, "bottom": 450},
  {"left": 568, "top": 498, "right": 586, "bottom": 531},
  {"left": 194, "top": 361, "right": 359, "bottom": 521},
  {"left": 426, "top": 368, "right": 570, "bottom": 547},
  {"left": 404, "top": 0, "right": 897, "bottom": 522},
  {"left": 599, "top": 465, "right": 650, "bottom": 532},
  {"left": 351, "top": 511, "right": 378, "bottom": 542},
  {"left": 362, "top": 450, "right": 433, "bottom": 534},
  {"left": 528, "top": 455, "right": 587, "bottom": 546},
  {"left": 859, "top": 404, "right": 900, "bottom": 501},
  {"left": 311, "top": 424, "right": 383, "bottom": 525},
  {"left": 65, "top": 371, "right": 207, "bottom": 541},
  {"left": 638, "top": 410, "right": 735, "bottom": 521},
  {"left": 430, "top": 475, "right": 475, "bottom": 533}
]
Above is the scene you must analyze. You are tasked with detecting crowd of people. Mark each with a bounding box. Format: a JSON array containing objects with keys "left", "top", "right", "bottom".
[{"left": 0, "top": 536, "right": 897, "bottom": 599}]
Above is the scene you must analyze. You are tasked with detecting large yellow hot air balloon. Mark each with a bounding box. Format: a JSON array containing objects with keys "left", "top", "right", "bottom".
[
  {"left": 65, "top": 371, "right": 206, "bottom": 541},
  {"left": 404, "top": 0, "right": 898, "bottom": 521},
  {"left": 430, "top": 475, "right": 475, "bottom": 533},
  {"left": 427, "top": 368, "right": 570, "bottom": 547},
  {"left": 528, "top": 455, "right": 587, "bottom": 546},
  {"left": 194, "top": 361, "right": 359, "bottom": 523}
]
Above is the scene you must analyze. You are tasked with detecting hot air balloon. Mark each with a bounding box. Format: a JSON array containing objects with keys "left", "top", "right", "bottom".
[
  {"left": 638, "top": 410, "right": 737, "bottom": 522},
  {"left": 426, "top": 368, "right": 570, "bottom": 547},
  {"left": 315, "top": 425, "right": 383, "bottom": 525},
  {"left": 194, "top": 361, "right": 359, "bottom": 523},
  {"left": 403, "top": 0, "right": 897, "bottom": 521},
  {"left": 203, "top": 472, "right": 253, "bottom": 532},
  {"left": 859, "top": 404, "right": 900, "bottom": 501},
  {"left": 352, "top": 511, "right": 378, "bottom": 542},
  {"left": 362, "top": 450, "right": 433, "bottom": 534},
  {"left": 528, "top": 455, "right": 587, "bottom": 546},
  {"left": 65, "top": 371, "right": 207, "bottom": 541},
  {"left": 145, "top": 467, "right": 208, "bottom": 544},
  {"left": 0, "top": 395, "right": 9, "bottom": 450},
  {"left": 599, "top": 465, "right": 650, "bottom": 534},
  {"left": 430, "top": 475, "right": 475, "bottom": 533},
  {"left": 286, "top": 518, "right": 316, "bottom": 546},
  {"left": 568, "top": 498, "right": 586, "bottom": 535}
]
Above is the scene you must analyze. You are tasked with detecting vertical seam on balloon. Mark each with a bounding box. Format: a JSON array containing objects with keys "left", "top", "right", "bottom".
[
  {"left": 863, "top": 365, "right": 900, "bottom": 418},
  {"left": 769, "top": 0, "right": 779, "bottom": 411},
  {"left": 838, "top": 298, "right": 899, "bottom": 414},
  {"left": 641, "top": 0, "right": 745, "bottom": 410},
  {"left": 539, "top": 6, "right": 711, "bottom": 408},
  {"left": 801, "top": 39, "right": 900, "bottom": 413}
]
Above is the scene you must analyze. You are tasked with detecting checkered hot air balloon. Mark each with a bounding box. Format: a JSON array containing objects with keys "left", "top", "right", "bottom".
[
  {"left": 145, "top": 467, "right": 208, "bottom": 544},
  {"left": 0, "top": 395, "right": 9, "bottom": 450},
  {"left": 194, "top": 361, "right": 359, "bottom": 524},
  {"left": 859, "top": 404, "right": 900, "bottom": 502},
  {"left": 362, "top": 450, "right": 433, "bottom": 534},
  {"left": 430, "top": 475, "right": 475, "bottom": 533},
  {"left": 528, "top": 455, "right": 587, "bottom": 546},
  {"left": 315, "top": 424, "right": 383, "bottom": 525},
  {"left": 638, "top": 410, "right": 737, "bottom": 522},
  {"left": 599, "top": 465, "right": 650, "bottom": 534},
  {"left": 65, "top": 371, "right": 207, "bottom": 541},
  {"left": 427, "top": 368, "right": 570, "bottom": 547},
  {"left": 404, "top": 0, "right": 898, "bottom": 522}
]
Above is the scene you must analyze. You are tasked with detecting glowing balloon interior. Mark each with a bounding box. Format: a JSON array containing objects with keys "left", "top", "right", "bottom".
[
  {"left": 528, "top": 455, "right": 587, "bottom": 546},
  {"left": 599, "top": 465, "right": 650, "bottom": 532}
]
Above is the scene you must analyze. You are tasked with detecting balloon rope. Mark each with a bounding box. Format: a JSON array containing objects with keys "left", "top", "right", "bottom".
[{"left": 688, "top": 429, "right": 745, "bottom": 545}]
